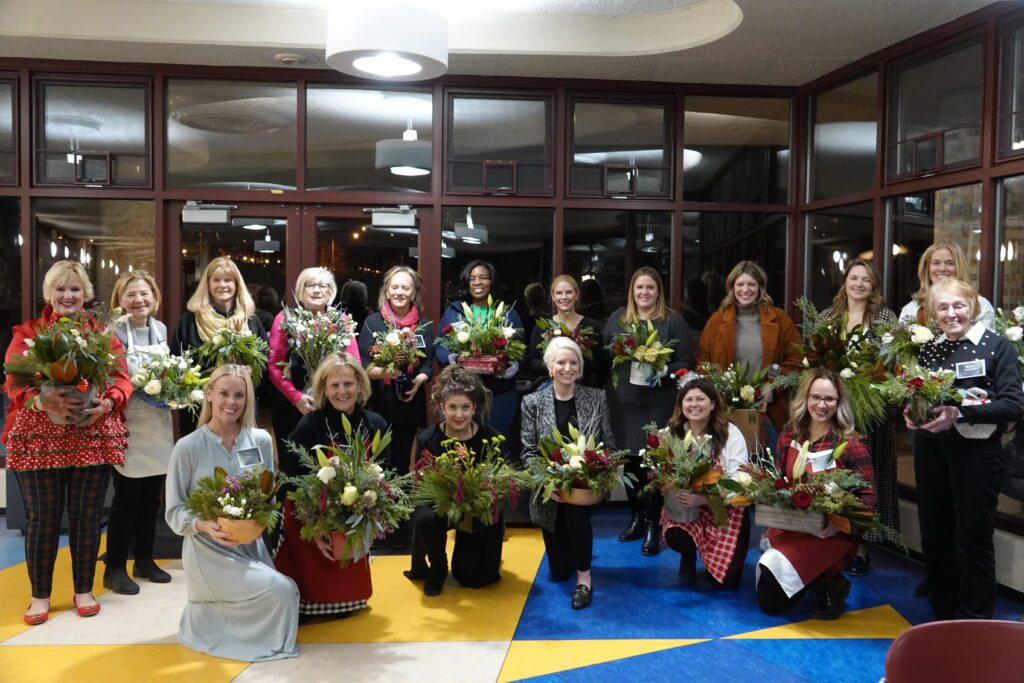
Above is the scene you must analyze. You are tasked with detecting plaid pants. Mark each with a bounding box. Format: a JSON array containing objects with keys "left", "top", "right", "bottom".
[{"left": 17, "top": 465, "right": 112, "bottom": 598}]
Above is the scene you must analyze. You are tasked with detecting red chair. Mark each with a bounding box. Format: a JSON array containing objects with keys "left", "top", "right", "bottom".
[{"left": 884, "top": 619, "right": 1024, "bottom": 683}]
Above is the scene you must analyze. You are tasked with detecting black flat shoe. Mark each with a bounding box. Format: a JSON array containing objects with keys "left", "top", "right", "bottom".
[
  {"left": 103, "top": 567, "right": 140, "bottom": 595},
  {"left": 403, "top": 569, "right": 428, "bottom": 581},
  {"left": 133, "top": 558, "right": 171, "bottom": 584},
  {"left": 619, "top": 512, "right": 644, "bottom": 542},
  {"left": 423, "top": 566, "right": 448, "bottom": 597},
  {"left": 641, "top": 521, "right": 661, "bottom": 556},
  {"left": 571, "top": 584, "right": 592, "bottom": 610},
  {"left": 845, "top": 554, "right": 871, "bottom": 577},
  {"left": 812, "top": 577, "right": 851, "bottom": 621}
]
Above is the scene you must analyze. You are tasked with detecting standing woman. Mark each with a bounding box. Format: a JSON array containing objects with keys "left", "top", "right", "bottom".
[
  {"left": 436, "top": 260, "right": 525, "bottom": 438},
  {"left": 268, "top": 267, "right": 359, "bottom": 478},
  {"left": 756, "top": 369, "right": 874, "bottom": 621},
  {"left": 661, "top": 378, "right": 750, "bottom": 590},
  {"left": 522, "top": 337, "right": 615, "bottom": 610},
  {"left": 821, "top": 258, "right": 897, "bottom": 577},
  {"left": 605, "top": 266, "right": 693, "bottom": 555},
  {"left": 528, "top": 275, "right": 607, "bottom": 388},
  {"left": 910, "top": 279, "right": 1024, "bottom": 620},
  {"left": 405, "top": 365, "right": 506, "bottom": 596},
  {"left": 165, "top": 365, "right": 298, "bottom": 661},
  {"left": 274, "top": 352, "right": 385, "bottom": 618},
  {"left": 900, "top": 241, "right": 995, "bottom": 328},
  {"left": 171, "top": 256, "right": 266, "bottom": 436},
  {"left": 103, "top": 271, "right": 174, "bottom": 595},
  {"left": 697, "top": 261, "right": 802, "bottom": 450},
  {"left": 4, "top": 261, "right": 131, "bottom": 625}
]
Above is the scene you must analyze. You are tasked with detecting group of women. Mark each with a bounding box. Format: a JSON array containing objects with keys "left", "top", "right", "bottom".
[{"left": 3, "top": 236, "right": 1020, "bottom": 662}]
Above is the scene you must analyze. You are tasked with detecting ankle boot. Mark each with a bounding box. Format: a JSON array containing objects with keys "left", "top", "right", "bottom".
[
  {"left": 811, "top": 575, "right": 851, "bottom": 621},
  {"left": 619, "top": 511, "right": 645, "bottom": 542},
  {"left": 133, "top": 557, "right": 171, "bottom": 584},
  {"left": 423, "top": 556, "right": 448, "bottom": 597},
  {"left": 641, "top": 521, "right": 661, "bottom": 556},
  {"left": 103, "top": 566, "right": 140, "bottom": 595}
]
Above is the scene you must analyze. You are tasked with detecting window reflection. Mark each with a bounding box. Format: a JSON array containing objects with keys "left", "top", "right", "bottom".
[
  {"left": 998, "top": 175, "right": 1024, "bottom": 310},
  {"left": 805, "top": 203, "right": 873, "bottom": 309},
  {"left": 0, "top": 81, "right": 13, "bottom": 183},
  {"left": 811, "top": 74, "right": 877, "bottom": 201},
  {"left": 999, "top": 21, "right": 1024, "bottom": 159}
]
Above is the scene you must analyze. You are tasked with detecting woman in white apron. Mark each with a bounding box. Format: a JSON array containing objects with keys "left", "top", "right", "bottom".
[{"left": 103, "top": 271, "right": 175, "bottom": 595}]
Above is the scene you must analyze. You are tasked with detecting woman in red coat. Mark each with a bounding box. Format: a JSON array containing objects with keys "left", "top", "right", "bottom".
[{"left": 3, "top": 261, "right": 132, "bottom": 625}]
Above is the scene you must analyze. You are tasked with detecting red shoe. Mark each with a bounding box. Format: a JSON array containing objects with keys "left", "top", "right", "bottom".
[
  {"left": 24, "top": 603, "right": 49, "bottom": 626},
  {"left": 73, "top": 596, "right": 101, "bottom": 618}
]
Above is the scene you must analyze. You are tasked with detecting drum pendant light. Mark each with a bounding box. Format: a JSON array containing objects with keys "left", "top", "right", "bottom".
[{"left": 325, "top": 4, "right": 448, "bottom": 81}]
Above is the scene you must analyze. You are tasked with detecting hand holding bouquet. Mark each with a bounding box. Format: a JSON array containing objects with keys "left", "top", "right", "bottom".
[
  {"left": 185, "top": 465, "right": 282, "bottom": 544},
  {"left": 278, "top": 305, "right": 357, "bottom": 387},
  {"left": 130, "top": 351, "right": 207, "bottom": 414},
  {"left": 876, "top": 364, "right": 960, "bottom": 426},
  {"left": 529, "top": 424, "right": 633, "bottom": 505},
  {"left": 367, "top": 320, "right": 429, "bottom": 384},
  {"left": 639, "top": 424, "right": 727, "bottom": 525},
  {"left": 697, "top": 361, "right": 780, "bottom": 411},
  {"left": 436, "top": 296, "right": 526, "bottom": 375},
  {"left": 607, "top": 318, "right": 677, "bottom": 388},
  {"left": 195, "top": 326, "right": 270, "bottom": 388}
]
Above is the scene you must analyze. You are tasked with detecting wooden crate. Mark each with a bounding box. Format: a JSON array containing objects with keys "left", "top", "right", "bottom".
[{"left": 754, "top": 504, "right": 826, "bottom": 533}]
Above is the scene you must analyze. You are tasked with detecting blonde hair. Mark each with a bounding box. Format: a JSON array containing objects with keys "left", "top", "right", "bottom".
[
  {"left": 927, "top": 278, "right": 980, "bottom": 322},
  {"left": 786, "top": 368, "right": 856, "bottom": 440},
  {"left": 720, "top": 261, "right": 773, "bottom": 312},
  {"left": 311, "top": 352, "right": 371, "bottom": 408},
  {"left": 187, "top": 257, "right": 255, "bottom": 316},
  {"left": 110, "top": 270, "right": 161, "bottom": 316},
  {"left": 293, "top": 267, "right": 337, "bottom": 307},
  {"left": 913, "top": 241, "right": 972, "bottom": 305},
  {"left": 829, "top": 258, "right": 884, "bottom": 325},
  {"left": 43, "top": 260, "right": 94, "bottom": 303},
  {"left": 543, "top": 335, "right": 584, "bottom": 369},
  {"left": 197, "top": 365, "right": 257, "bottom": 429},
  {"left": 621, "top": 267, "right": 671, "bottom": 323},
  {"left": 377, "top": 265, "right": 424, "bottom": 311},
  {"left": 549, "top": 274, "right": 580, "bottom": 303}
]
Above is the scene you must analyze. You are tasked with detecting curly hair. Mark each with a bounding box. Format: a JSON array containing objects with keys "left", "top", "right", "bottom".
[
  {"left": 429, "top": 364, "right": 492, "bottom": 421},
  {"left": 667, "top": 378, "right": 731, "bottom": 454}
]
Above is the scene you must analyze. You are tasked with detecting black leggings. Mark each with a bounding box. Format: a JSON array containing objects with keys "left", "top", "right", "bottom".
[
  {"left": 106, "top": 470, "right": 164, "bottom": 567},
  {"left": 541, "top": 503, "right": 593, "bottom": 579},
  {"left": 624, "top": 455, "right": 662, "bottom": 520},
  {"left": 410, "top": 505, "right": 504, "bottom": 587},
  {"left": 663, "top": 515, "right": 751, "bottom": 591},
  {"left": 756, "top": 567, "right": 808, "bottom": 614}
]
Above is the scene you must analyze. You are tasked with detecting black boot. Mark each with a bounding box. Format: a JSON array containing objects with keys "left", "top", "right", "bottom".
[
  {"left": 678, "top": 552, "right": 697, "bottom": 582},
  {"left": 133, "top": 557, "right": 171, "bottom": 584},
  {"left": 423, "top": 558, "right": 448, "bottom": 597},
  {"left": 619, "top": 511, "right": 645, "bottom": 542},
  {"left": 811, "top": 575, "right": 851, "bottom": 621},
  {"left": 103, "top": 566, "right": 140, "bottom": 595},
  {"left": 641, "top": 521, "right": 661, "bottom": 556}
]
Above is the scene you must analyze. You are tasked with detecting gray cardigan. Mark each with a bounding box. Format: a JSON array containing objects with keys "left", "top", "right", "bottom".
[{"left": 520, "top": 384, "right": 616, "bottom": 532}]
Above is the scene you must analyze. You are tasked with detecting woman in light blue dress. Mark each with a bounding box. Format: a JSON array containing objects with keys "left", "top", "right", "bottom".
[{"left": 165, "top": 364, "right": 299, "bottom": 662}]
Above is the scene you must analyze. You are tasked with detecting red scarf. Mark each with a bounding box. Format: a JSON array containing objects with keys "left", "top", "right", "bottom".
[{"left": 382, "top": 302, "right": 420, "bottom": 329}]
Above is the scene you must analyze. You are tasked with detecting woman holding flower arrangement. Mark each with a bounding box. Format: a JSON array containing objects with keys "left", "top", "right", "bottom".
[
  {"left": 660, "top": 377, "right": 751, "bottom": 590},
  {"left": 909, "top": 278, "right": 1024, "bottom": 620},
  {"left": 900, "top": 242, "right": 995, "bottom": 328},
  {"left": 103, "top": 270, "right": 175, "bottom": 595},
  {"left": 528, "top": 275, "right": 606, "bottom": 388},
  {"left": 755, "top": 368, "right": 874, "bottom": 621},
  {"left": 521, "top": 336, "right": 616, "bottom": 609},
  {"left": 604, "top": 266, "right": 693, "bottom": 555},
  {"left": 435, "top": 260, "right": 525, "bottom": 438},
  {"left": 274, "top": 352, "right": 386, "bottom": 618},
  {"left": 165, "top": 364, "right": 298, "bottom": 661},
  {"left": 3, "top": 261, "right": 132, "bottom": 625}
]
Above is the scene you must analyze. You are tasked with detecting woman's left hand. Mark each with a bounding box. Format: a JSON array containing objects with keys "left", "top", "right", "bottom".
[
  {"left": 314, "top": 534, "right": 335, "bottom": 561},
  {"left": 79, "top": 397, "right": 115, "bottom": 426},
  {"left": 675, "top": 490, "right": 707, "bottom": 507},
  {"left": 919, "top": 405, "right": 959, "bottom": 434},
  {"left": 816, "top": 523, "right": 841, "bottom": 539},
  {"left": 401, "top": 373, "right": 430, "bottom": 402}
]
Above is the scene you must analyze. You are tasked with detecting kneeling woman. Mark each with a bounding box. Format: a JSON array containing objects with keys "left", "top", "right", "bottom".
[
  {"left": 521, "top": 336, "right": 616, "bottom": 609},
  {"left": 274, "top": 352, "right": 387, "bottom": 618},
  {"left": 165, "top": 365, "right": 298, "bottom": 662},
  {"left": 661, "top": 377, "right": 750, "bottom": 589},
  {"left": 406, "top": 365, "right": 507, "bottom": 596},
  {"left": 755, "top": 368, "right": 875, "bottom": 621}
]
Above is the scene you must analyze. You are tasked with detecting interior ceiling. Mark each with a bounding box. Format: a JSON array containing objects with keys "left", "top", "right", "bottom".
[{"left": 0, "top": 0, "right": 1001, "bottom": 86}]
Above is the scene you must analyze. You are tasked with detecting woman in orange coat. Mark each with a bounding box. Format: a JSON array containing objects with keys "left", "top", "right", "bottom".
[{"left": 696, "top": 261, "right": 801, "bottom": 449}]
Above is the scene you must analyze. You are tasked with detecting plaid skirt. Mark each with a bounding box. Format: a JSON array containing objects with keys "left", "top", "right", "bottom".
[{"left": 662, "top": 504, "right": 746, "bottom": 583}]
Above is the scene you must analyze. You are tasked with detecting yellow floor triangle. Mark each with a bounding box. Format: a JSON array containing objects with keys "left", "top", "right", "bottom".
[
  {"left": 498, "top": 638, "right": 707, "bottom": 682},
  {"left": 723, "top": 604, "right": 912, "bottom": 640}
]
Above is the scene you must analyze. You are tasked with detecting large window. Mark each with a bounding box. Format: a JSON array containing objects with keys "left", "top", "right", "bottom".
[
  {"left": 167, "top": 79, "right": 296, "bottom": 190},
  {"left": 306, "top": 86, "right": 431, "bottom": 193},
  {"left": 805, "top": 203, "right": 874, "bottom": 309},
  {"left": 997, "top": 175, "right": 1024, "bottom": 310},
  {"left": 0, "top": 197, "right": 20, "bottom": 357},
  {"left": 0, "top": 80, "right": 14, "bottom": 184},
  {"left": 684, "top": 96, "right": 790, "bottom": 204},
  {"left": 810, "top": 73, "right": 878, "bottom": 201},
  {"left": 447, "top": 93, "right": 554, "bottom": 196},
  {"left": 35, "top": 81, "right": 149, "bottom": 187},
  {"left": 887, "top": 40, "right": 983, "bottom": 180},
  {"left": 569, "top": 99, "right": 672, "bottom": 198},
  {"left": 999, "top": 20, "right": 1024, "bottom": 160}
]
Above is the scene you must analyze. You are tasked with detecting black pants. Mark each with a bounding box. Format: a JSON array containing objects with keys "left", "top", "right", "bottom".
[
  {"left": 756, "top": 555, "right": 849, "bottom": 614},
  {"left": 542, "top": 503, "right": 593, "bottom": 579},
  {"left": 914, "top": 433, "right": 1005, "bottom": 620},
  {"left": 105, "top": 470, "right": 164, "bottom": 567},
  {"left": 624, "top": 455, "right": 663, "bottom": 520},
  {"left": 410, "top": 505, "right": 503, "bottom": 587},
  {"left": 17, "top": 465, "right": 111, "bottom": 598},
  {"left": 664, "top": 512, "right": 751, "bottom": 590}
]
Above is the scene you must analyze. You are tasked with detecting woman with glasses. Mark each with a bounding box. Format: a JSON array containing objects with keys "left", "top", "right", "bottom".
[
  {"left": 756, "top": 368, "right": 874, "bottom": 621},
  {"left": 910, "top": 278, "right": 1023, "bottom": 620}
]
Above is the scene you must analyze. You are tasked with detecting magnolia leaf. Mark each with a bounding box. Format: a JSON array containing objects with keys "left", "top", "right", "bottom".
[
  {"left": 371, "top": 430, "right": 381, "bottom": 454},
  {"left": 214, "top": 466, "right": 229, "bottom": 480},
  {"left": 258, "top": 468, "right": 273, "bottom": 494},
  {"left": 378, "top": 429, "right": 393, "bottom": 452},
  {"left": 341, "top": 412, "right": 353, "bottom": 439},
  {"left": 831, "top": 440, "right": 848, "bottom": 463},
  {"left": 315, "top": 447, "right": 331, "bottom": 468}
]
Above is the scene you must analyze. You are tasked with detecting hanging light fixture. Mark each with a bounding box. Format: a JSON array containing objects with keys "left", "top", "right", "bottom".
[
  {"left": 325, "top": 4, "right": 448, "bottom": 81},
  {"left": 255, "top": 230, "right": 280, "bottom": 254},
  {"left": 375, "top": 110, "right": 432, "bottom": 177}
]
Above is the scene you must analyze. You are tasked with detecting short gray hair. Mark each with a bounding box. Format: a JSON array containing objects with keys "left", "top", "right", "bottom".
[{"left": 543, "top": 336, "right": 584, "bottom": 369}]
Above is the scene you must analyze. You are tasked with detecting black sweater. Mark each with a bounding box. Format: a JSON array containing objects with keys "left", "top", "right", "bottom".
[{"left": 356, "top": 311, "right": 434, "bottom": 427}]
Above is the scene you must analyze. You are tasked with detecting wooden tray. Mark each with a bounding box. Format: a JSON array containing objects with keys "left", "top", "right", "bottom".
[{"left": 754, "top": 504, "right": 826, "bottom": 533}]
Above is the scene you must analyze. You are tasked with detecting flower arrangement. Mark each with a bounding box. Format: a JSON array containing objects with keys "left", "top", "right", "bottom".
[
  {"left": 607, "top": 318, "right": 677, "bottom": 388},
  {"left": 184, "top": 465, "right": 283, "bottom": 543},
  {"left": 639, "top": 425, "right": 728, "bottom": 525},
  {"left": 876, "top": 365, "right": 961, "bottom": 426},
  {"left": 366, "top": 320, "right": 429, "bottom": 385},
  {"left": 412, "top": 434, "right": 531, "bottom": 529},
  {"left": 994, "top": 306, "right": 1024, "bottom": 371},
  {"left": 194, "top": 327, "right": 270, "bottom": 388},
  {"left": 876, "top": 319, "right": 938, "bottom": 371},
  {"left": 529, "top": 424, "right": 633, "bottom": 504},
  {"left": 435, "top": 296, "right": 526, "bottom": 374},
  {"left": 285, "top": 414, "right": 412, "bottom": 564},
  {"left": 129, "top": 351, "right": 207, "bottom": 414},
  {"left": 534, "top": 318, "right": 599, "bottom": 360},
  {"left": 277, "top": 305, "right": 357, "bottom": 388},
  {"left": 697, "top": 361, "right": 780, "bottom": 410}
]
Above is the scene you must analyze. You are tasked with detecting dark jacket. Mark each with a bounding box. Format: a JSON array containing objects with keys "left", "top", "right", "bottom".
[{"left": 357, "top": 310, "right": 434, "bottom": 427}]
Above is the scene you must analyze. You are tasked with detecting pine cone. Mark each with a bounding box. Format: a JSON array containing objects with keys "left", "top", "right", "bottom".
[{"left": 393, "top": 350, "right": 409, "bottom": 365}]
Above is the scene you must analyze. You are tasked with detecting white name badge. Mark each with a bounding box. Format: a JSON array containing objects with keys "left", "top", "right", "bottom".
[
  {"left": 955, "top": 360, "right": 986, "bottom": 380},
  {"left": 415, "top": 334, "right": 427, "bottom": 349},
  {"left": 236, "top": 446, "right": 263, "bottom": 471}
]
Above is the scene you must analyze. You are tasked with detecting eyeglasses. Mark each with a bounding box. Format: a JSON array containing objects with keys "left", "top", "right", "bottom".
[
  {"left": 808, "top": 394, "right": 838, "bottom": 406},
  {"left": 934, "top": 302, "right": 969, "bottom": 314},
  {"left": 468, "top": 275, "right": 491, "bottom": 283},
  {"left": 303, "top": 282, "right": 330, "bottom": 291}
]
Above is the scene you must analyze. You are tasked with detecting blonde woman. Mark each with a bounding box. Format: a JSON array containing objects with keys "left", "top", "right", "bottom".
[
  {"left": 899, "top": 241, "right": 995, "bottom": 328},
  {"left": 528, "top": 275, "right": 607, "bottom": 388}
]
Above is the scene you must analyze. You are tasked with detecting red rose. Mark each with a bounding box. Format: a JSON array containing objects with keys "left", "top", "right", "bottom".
[
  {"left": 583, "top": 449, "right": 598, "bottom": 464},
  {"left": 550, "top": 449, "right": 563, "bottom": 464},
  {"left": 774, "top": 478, "right": 790, "bottom": 490},
  {"left": 623, "top": 337, "right": 637, "bottom": 348},
  {"left": 792, "top": 490, "right": 813, "bottom": 510},
  {"left": 674, "top": 368, "right": 689, "bottom": 378},
  {"left": 443, "top": 324, "right": 454, "bottom": 335},
  {"left": 646, "top": 434, "right": 660, "bottom": 449},
  {"left": 494, "top": 337, "right": 508, "bottom": 348},
  {"left": 909, "top": 377, "right": 925, "bottom": 390}
]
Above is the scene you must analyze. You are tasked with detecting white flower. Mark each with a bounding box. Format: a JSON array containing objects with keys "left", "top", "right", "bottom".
[
  {"left": 24, "top": 338, "right": 35, "bottom": 348},
  {"left": 733, "top": 471, "right": 752, "bottom": 487},
  {"left": 329, "top": 456, "right": 340, "bottom": 467},
  {"left": 802, "top": 357, "right": 810, "bottom": 368},
  {"left": 212, "top": 334, "right": 224, "bottom": 346},
  {"left": 22, "top": 349, "right": 30, "bottom": 356},
  {"left": 456, "top": 330, "right": 471, "bottom": 344},
  {"left": 1014, "top": 306, "right": 1024, "bottom": 323},
  {"left": 70, "top": 329, "right": 81, "bottom": 337},
  {"left": 1006, "top": 326, "right": 1023, "bottom": 343},
  {"left": 362, "top": 490, "right": 378, "bottom": 505},
  {"left": 131, "top": 373, "right": 147, "bottom": 386},
  {"left": 190, "top": 389, "right": 206, "bottom": 402},
  {"left": 369, "top": 463, "right": 384, "bottom": 479},
  {"left": 385, "top": 331, "right": 401, "bottom": 346},
  {"left": 739, "top": 385, "right": 756, "bottom": 403},
  {"left": 850, "top": 334, "right": 859, "bottom": 343},
  {"left": 341, "top": 484, "right": 359, "bottom": 506},
  {"left": 76, "top": 337, "right": 88, "bottom": 348},
  {"left": 143, "top": 380, "right": 162, "bottom": 396},
  {"left": 502, "top": 326, "right": 516, "bottom": 339},
  {"left": 316, "top": 466, "right": 337, "bottom": 484},
  {"left": 910, "top": 325, "right": 934, "bottom": 344},
  {"left": 178, "top": 360, "right": 187, "bottom": 370},
  {"left": 568, "top": 455, "right": 585, "bottom": 470},
  {"left": 222, "top": 504, "right": 243, "bottom": 517},
  {"left": 840, "top": 367, "right": 856, "bottom": 379},
  {"left": 824, "top": 482, "right": 839, "bottom": 495},
  {"left": 881, "top": 333, "right": 894, "bottom": 345},
  {"left": 552, "top": 329, "right": 562, "bottom": 336}
]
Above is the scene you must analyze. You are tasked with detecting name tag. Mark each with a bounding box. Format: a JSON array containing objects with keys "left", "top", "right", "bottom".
[
  {"left": 415, "top": 334, "right": 426, "bottom": 349},
  {"left": 955, "top": 360, "right": 986, "bottom": 380},
  {"left": 236, "top": 446, "right": 263, "bottom": 471}
]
